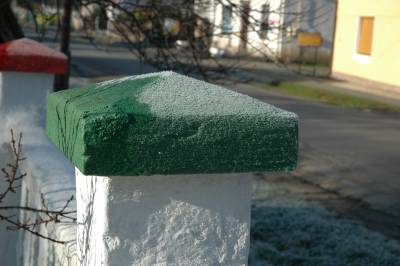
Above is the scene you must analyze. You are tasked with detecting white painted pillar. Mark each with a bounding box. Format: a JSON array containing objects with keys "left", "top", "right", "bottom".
[
  {"left": 76, "top": 169, "right": 252, "bottom": 265},
  {"left": 0, "top": 38, "right": 67, "bottom": 122},
  {"left": 0, "top": 38, "right": 67, "bottom": 266},
  {"left": 0, "top": 72, "right": 54, "bottom": 116},
  {"left": 46, "top": 72, "right": 298, "bottom": 266}
]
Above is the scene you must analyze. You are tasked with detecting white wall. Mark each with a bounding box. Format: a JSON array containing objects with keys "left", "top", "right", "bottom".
[
  {"left": 0, "top": 72, "right": 53, "bottom": 117},
  {"left": 0, "top": 70, "right": 77, "bottom": 266},
  {"left": 0, "top": 106, "right": 76, "bottom": 266},
  {"left": 0, "top": 71, "right": 54, "bottom": 266},
  {"left": 0, "top": 145, "right": 19, "bottom": 266},
  {"left": 17, "top": 130, "right": 77, "bottom": 266},
  {"left": 77, "top": 169, "right": 252, "bottom": 265}
]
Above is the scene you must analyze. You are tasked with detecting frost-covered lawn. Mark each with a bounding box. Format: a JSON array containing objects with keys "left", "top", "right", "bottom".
[{"left": 250, "top": 176, "right": 400, "bottom": 266}]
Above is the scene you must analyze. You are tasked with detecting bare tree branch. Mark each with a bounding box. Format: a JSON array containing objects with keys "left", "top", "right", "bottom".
[{"left": 0, "top": 129, "right": 76, "bottom": 244}]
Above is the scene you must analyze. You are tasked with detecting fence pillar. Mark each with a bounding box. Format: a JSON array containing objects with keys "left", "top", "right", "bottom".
[
  {"left": 0, "top": 38, "right": 67, "bottom": 119},
  {"left": 0, "top": 38, "right": 68, "bottom": 266},
  {"left": 46, "top": 72, "right": 298, "bottom": 265}
]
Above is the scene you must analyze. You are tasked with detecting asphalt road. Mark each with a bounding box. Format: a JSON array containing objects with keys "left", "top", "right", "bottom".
[
  {"left": 234, "top": 84, "right": 400, "bottom": 220},
  {"left": 62, "top": 37, "right": 400, "bottom": 228}
]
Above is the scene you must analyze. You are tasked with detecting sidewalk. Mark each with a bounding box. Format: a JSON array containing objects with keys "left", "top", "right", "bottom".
[
  {"left": 226, "top": 58, "right": 400, "bottom": 107},
  {"left": 297, "top": 78, "right": 400, "bottom": 107}
]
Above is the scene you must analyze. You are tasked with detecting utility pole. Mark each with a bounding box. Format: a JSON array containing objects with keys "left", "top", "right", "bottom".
[
  {"left": 98, "top": 2, "right": 108, "bottom": 30},
  {"left": 54, "top": 0, "right": 72, "bottom": 91},
  {"left": 328, "top": 0, "right": 339, "bottom": 77}
]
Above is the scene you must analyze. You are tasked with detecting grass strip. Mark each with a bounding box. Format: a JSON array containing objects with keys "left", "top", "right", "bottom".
[{"left": 257, "top": 81, "right": 400, "bottom": 111}]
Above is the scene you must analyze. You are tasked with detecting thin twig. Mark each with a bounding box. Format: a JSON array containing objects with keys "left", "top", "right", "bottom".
[{"left": 0, "top": 130, "right": 76, "bottom": 244}]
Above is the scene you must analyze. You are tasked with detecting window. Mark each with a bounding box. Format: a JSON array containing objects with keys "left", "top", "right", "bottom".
[
  {"left": 260, "top": 4, "right": 270, "bottom": 39},
  {"left": 221, "top": 5, "right": 233, "bottom": 33},
  {"left": 357, "top": 17, "right": 374, "bottom": 55}
]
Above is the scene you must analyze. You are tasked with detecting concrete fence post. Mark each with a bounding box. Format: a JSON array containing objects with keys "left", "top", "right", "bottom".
[
  {"left": 0, "top": 38, "right": 67, "bottom": 120},
  {"left": 0, "top": 38, "right": 68, "bottom": 266},
  {"left": 46, "top": 72, "right": 298, "bottom": 265}
]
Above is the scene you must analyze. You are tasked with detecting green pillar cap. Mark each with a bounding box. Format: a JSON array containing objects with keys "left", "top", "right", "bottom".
[{"left": 46, "top": 71, "right": 298, "bottom": 176}]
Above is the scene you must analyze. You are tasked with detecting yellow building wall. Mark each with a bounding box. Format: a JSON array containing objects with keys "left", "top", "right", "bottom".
[{"left": 332, "top": 0, "right": 400, "bottom": 88}]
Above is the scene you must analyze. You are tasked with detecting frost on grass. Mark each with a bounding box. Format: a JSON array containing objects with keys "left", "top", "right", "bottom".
[{"left": 250, "top": 176, "right": 400, "bottom": 266}]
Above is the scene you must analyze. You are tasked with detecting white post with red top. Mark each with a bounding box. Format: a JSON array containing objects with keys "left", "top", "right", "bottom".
[
  {"left": 0, "top": 38, "right": 67, "bottom": 119},
  {"left": 0, "top": 38, "right": 68, "bottom": 266}
]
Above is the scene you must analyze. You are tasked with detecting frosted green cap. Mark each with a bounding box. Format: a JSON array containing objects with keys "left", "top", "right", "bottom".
[{"left": 46, "top": 71, "right": 298, "bottom": 176}]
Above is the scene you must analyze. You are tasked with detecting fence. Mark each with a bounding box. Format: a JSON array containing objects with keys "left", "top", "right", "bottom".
[{"left": 0, "top": 38, "right": 298, "bottom": 266}]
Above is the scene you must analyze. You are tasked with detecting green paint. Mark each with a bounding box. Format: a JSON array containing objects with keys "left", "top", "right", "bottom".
[{"left": 46, "top": 72, "right": 298, "bottom": 176}]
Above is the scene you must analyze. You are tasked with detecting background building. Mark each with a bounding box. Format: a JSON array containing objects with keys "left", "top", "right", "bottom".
[
  {"left": 331, "top": 0, "right": 400, "bottom": 91},
  {"left": 196, "top": 0, "right": 336, "bottom": 63}
]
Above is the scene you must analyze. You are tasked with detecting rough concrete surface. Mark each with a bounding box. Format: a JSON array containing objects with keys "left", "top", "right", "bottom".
[{"left": 76, "top": 169, "right": 252, "bottom": 266}]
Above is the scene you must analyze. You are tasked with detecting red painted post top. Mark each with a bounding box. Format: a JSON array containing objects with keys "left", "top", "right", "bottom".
[{"left": 0, "top": 38, "right": 68, "bottom": 75}]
